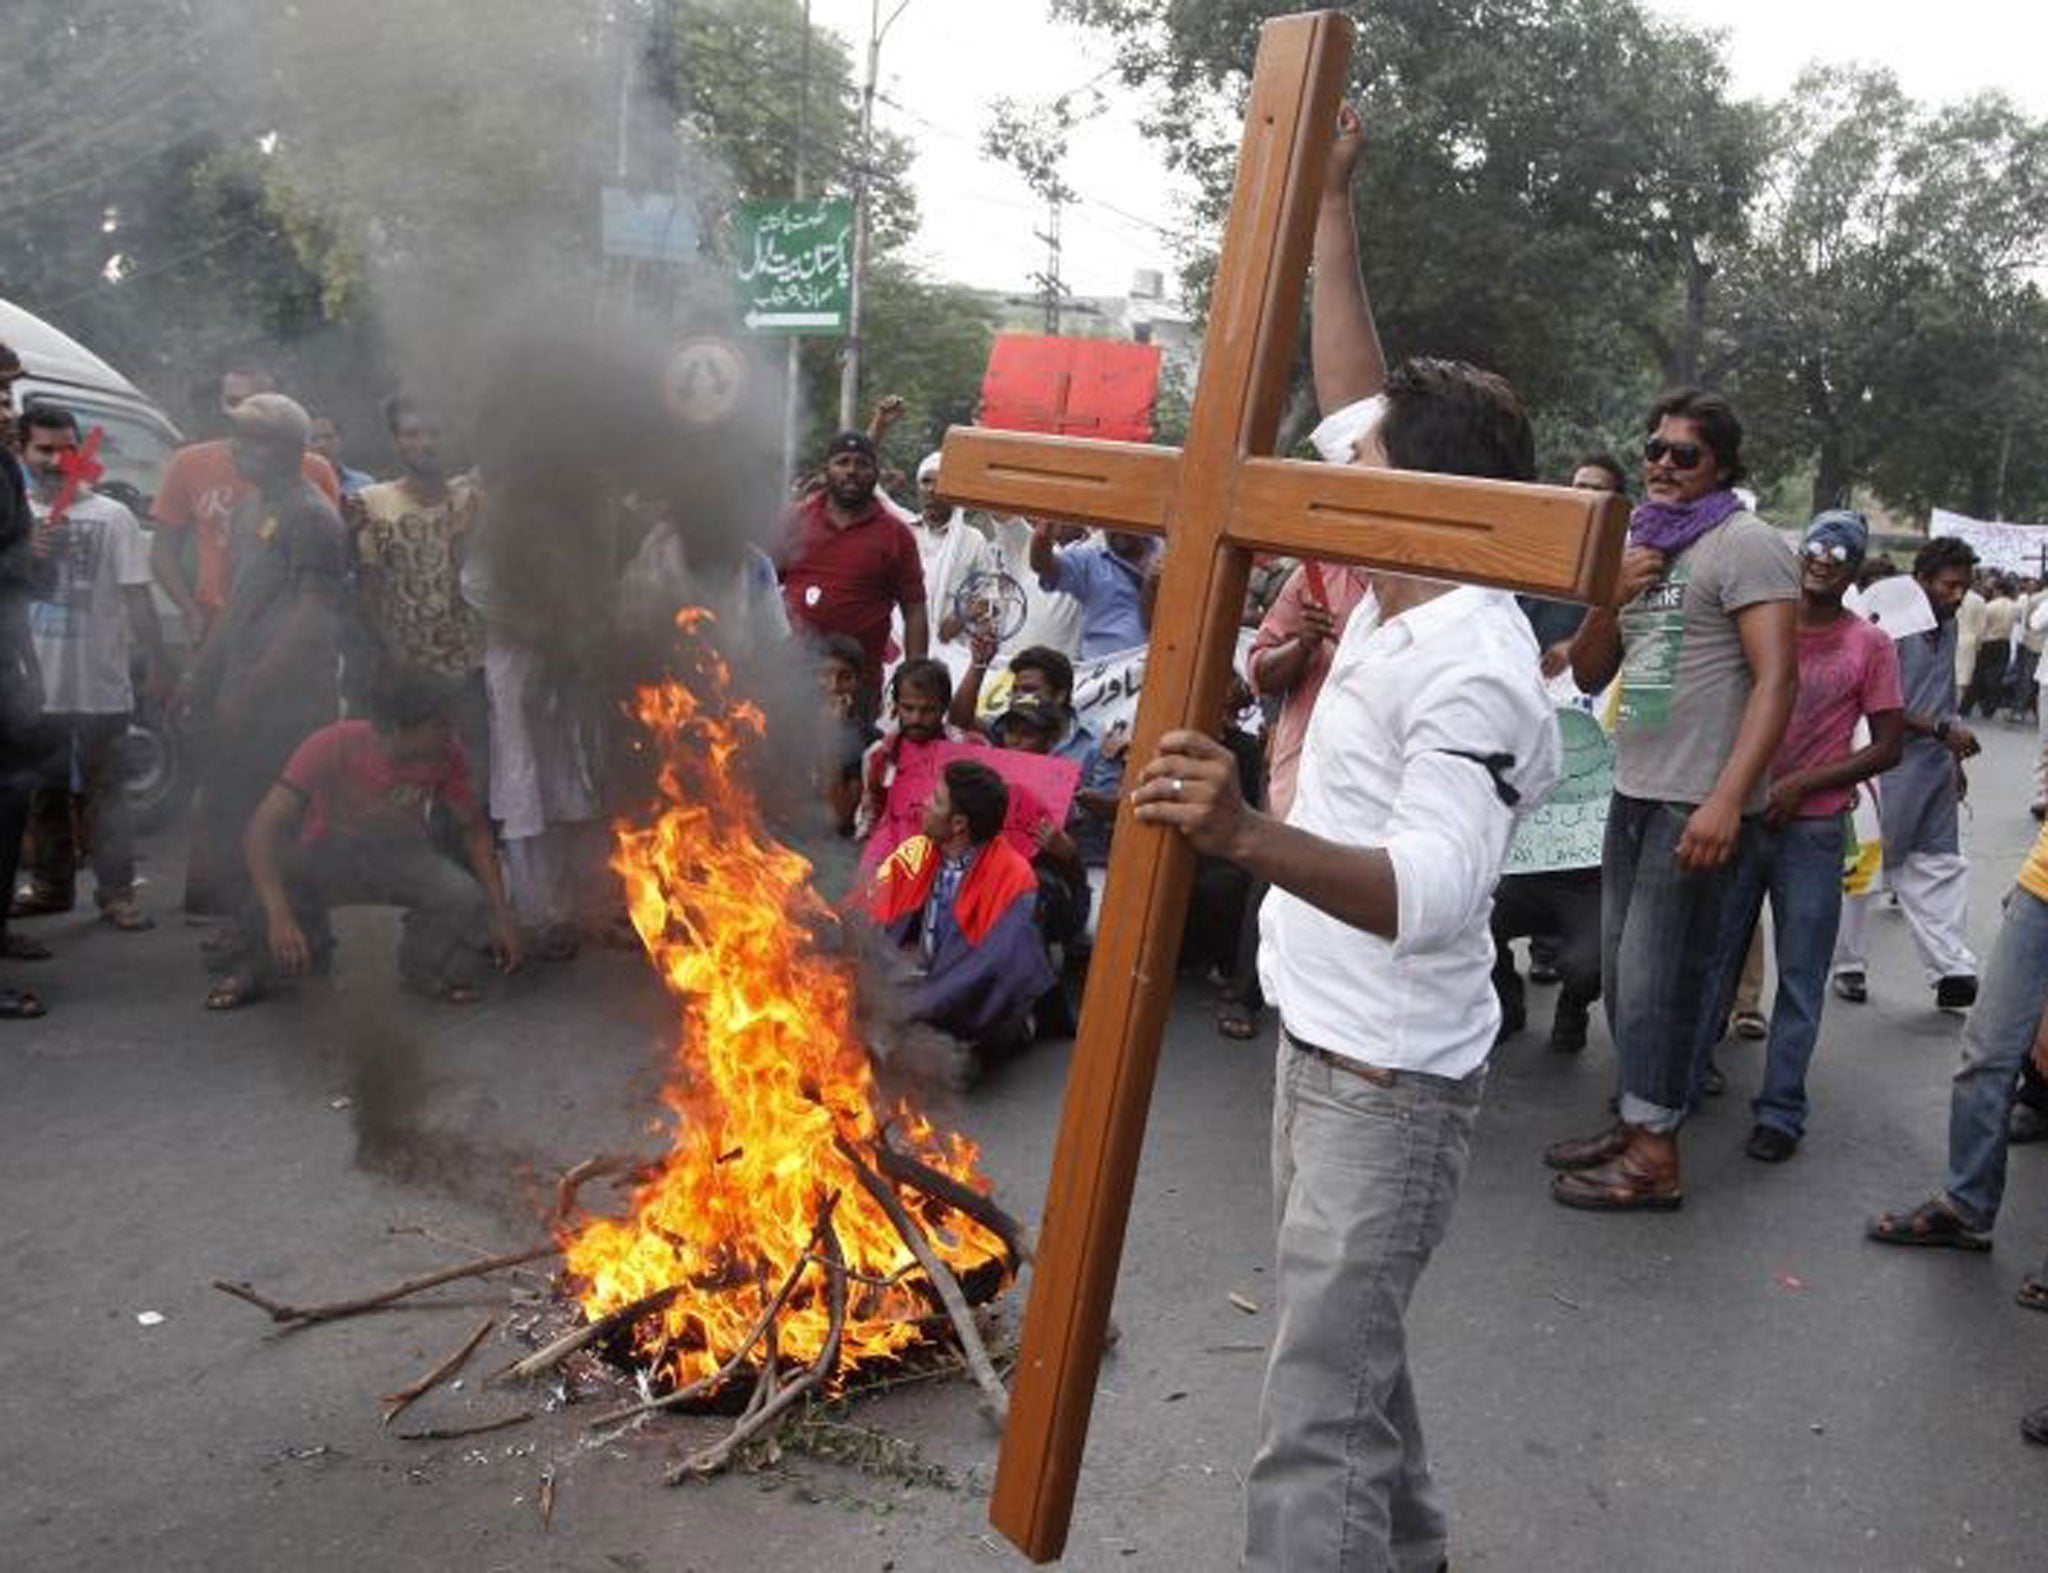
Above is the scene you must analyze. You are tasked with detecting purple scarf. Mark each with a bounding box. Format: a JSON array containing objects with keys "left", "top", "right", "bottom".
[{"left": 1628, "top": 488, "right": 1743, "bottom": 556}]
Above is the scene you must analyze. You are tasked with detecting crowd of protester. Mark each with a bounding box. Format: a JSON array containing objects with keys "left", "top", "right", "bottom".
[{"left": 7, "top": 101, "right": 2048, "bottom": 1567}]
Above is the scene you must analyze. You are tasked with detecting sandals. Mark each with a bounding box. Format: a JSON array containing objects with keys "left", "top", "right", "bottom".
[
  {"left": 406, "top": 977, "right": 483, "bottom": 1006},
  {"left": 205, "top": 973, "right": 264, "bottom": 1012},
  {"left": 2017, "top": 1268, "right": 2048, "bottom": 1313},
  {"left": 8, "top": 890, "right": 73, "bottom": 920},
  {"left": 1867, "top": 1198, "right": 1992, "bottom": 1252},
  {"left": 0, "top": 986, "right": 46, "bottom": 1019},
  {"left": 99, "top": 898, "right": 155, "bottom": 932},
  {"left": 1216, "top": 999, "right": 1260, "bottom": 1041}
]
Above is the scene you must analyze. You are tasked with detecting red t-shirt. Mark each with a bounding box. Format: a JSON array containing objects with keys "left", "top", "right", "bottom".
[
  {"left": 152, "top": 440, "right": 340, "bottom": 619},
  {"left": 1772, "top": 613, "right": 1904, "bottom": 818},
  {"left": 776, "top": 492, "right": 925, "bottom": 677},
  {"left": 279, "top": 719, "right": 476, "bottom": 844}
]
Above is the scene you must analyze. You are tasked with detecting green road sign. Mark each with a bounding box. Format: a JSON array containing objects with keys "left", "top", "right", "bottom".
[{"left": 734, "top": 199, "right": 853, "bottom": 335}]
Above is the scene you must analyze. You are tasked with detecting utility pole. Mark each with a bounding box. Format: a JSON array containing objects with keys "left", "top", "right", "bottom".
[
  {"left": 784, "top": 0, "right": 811, "bottom": 485},
  {"left": 838, "top": 0, "right": 914, "bottom": 430},
  {"left": 1031, "top": 194, "right": 1066, "bottom": 335}
]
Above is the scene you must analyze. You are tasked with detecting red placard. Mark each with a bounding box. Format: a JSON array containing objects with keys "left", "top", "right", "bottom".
[{"left": 979, "top": 334, "right": 1163, "bottom": 443}]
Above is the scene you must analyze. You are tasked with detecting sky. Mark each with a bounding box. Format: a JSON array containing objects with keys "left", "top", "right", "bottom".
[{"left": 804, "top": 0, "right": 2048, "bottom": 300}]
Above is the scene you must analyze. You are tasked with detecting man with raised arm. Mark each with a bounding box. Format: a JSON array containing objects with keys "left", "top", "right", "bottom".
[{"left": 1133, "top": 106, "right": 1557, "bottom": 1573}]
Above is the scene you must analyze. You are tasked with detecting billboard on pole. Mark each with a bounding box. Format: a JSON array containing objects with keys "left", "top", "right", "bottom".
[{"left": 734, "top": 199, "right": 853, "bottom": 334}]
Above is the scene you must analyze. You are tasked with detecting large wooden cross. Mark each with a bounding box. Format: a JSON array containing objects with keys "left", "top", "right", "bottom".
[{"left": 933, "top": 11, "right": 1626, "bottom": 1563}]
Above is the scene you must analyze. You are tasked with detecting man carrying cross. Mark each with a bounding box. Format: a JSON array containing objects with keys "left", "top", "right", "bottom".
[{"left": 1133, "top": 105, "right": 1557, "bottom": 1573}]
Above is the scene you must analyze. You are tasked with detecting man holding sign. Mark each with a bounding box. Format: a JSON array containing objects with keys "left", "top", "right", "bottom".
[{"left": 864, "top": 758, "right": 1056, "bottom": 1087}]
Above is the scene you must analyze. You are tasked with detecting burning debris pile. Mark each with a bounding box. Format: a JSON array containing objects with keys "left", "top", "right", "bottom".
[
  {"left": 551, "top": 633, "right": 1021, "bottom": 1465},
  {"left": 215, "top": 620, "right": 1023, "bottom": 1483}
]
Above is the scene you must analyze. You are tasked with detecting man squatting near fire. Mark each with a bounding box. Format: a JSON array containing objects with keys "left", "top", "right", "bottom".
[
  {"left": 1132, "top": 106, "right": 1558, "bottom": 1573},
  {"left": 206, "top": 666, "right": 521, "bottom": 1010}
]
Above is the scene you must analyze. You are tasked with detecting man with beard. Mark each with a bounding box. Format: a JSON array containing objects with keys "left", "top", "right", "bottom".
[
  {"left": 903, "top": 448, "right": 992, "bottom": 682},
  {"left": 1545, "top": 387, "right": 1799, "bottom": 1211},
  {"left": 776, "top": 430, "right": 927, "bottom": 694},
  {"left": 179, "top": 394, "right": 347, "bottom": 917},
  {"left": 352, "top": 396, "right": 488, "bottom": 782},
  {"left": 1857, "top": 536, "right": 1984, "bottom": 1009}
]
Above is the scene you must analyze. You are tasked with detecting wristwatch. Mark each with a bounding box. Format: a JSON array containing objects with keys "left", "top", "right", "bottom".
[{"left": 1935, "top": 719, "right": 1953, "bottom": 742}]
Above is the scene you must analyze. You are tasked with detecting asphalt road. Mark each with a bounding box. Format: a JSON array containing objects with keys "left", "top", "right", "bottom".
[{"left": 3, "top": 717, "right": 2046, "bottom": 1572}]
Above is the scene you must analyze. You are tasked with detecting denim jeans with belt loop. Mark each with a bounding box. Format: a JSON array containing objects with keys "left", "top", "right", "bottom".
[
  {"left": 1601, "top": 793, "right": 1757, "bottom": 1131},
  {"left": 1244, "top": 1028, "right": 1484, "bottom": 1573}
]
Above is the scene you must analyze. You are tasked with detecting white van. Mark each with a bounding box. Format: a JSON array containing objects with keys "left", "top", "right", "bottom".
[{"left": 1, "top": 296, "right": 183, "bottom": 507}]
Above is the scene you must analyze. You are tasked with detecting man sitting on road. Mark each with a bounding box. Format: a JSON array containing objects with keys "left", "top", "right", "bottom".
[
  {"left": 863, "top": 758, "right": 1054, "bottom": 1087},
  {"left": 206, "top": 669, "right": 521, "bottom": 1010}
]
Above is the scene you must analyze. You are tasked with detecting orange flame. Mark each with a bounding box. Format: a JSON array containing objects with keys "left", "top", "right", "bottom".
[{"left": 561, "top": 620, "right": 1007, "bottom": 1387}]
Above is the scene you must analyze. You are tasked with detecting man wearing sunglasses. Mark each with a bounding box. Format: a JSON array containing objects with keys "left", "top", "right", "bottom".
[
  {"left": 1689, "top": 511, "right": 1903, "bottom": 1161},
  {"left": 1547, "top": 388, "right": 1799, "bottom": 1210}
]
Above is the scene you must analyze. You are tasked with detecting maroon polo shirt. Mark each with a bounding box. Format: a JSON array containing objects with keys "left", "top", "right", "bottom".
[{"left": 776, "top": 490, "right": 926, "bottom": 678}]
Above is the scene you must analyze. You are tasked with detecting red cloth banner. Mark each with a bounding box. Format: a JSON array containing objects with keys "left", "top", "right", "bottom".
[{"left": 979, "top": 334, "right": 1162, "bottom": 442}]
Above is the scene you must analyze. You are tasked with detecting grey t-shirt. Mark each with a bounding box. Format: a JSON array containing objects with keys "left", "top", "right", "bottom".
[{"left": 1612, "top": 511, "right": 1798, "bottom": 809}]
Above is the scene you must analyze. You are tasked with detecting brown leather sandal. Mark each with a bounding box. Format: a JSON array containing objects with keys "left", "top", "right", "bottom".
[{"left": 1866, "top": 1198, "right": 1991, "bottom": 1252}]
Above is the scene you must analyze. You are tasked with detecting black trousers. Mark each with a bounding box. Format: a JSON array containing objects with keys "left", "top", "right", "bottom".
[{"left": 1491, "top": 867, "right": 1602, "bottom": 1018}]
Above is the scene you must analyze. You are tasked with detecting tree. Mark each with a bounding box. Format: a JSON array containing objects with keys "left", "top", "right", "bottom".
[
  {"left": 1719, "top": 68, "right": 2048, "bottom": 515},
  {"left": 1053, "top": 0, "right": 1769, "bottom": 477},
  {"left": 806, "top": 258, "right": 997, "bottom": 476}
]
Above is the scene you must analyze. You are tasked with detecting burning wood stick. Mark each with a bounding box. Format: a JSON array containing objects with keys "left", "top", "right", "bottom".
[
  {"left": 396, "top": 1411, "right": 533, "bottom": 1442},
  {"left": 667, "top": 1214, "right": 849, "bottom": 1482},
  {"left": 835, "top": 1135, "right": 1009, "bottom": 1426},
  {"left": 584, "top": 1194, "right": 841, "bottom": 1433},
  {"left": 553, "top": 1153, "right": 657, "bottom": 1226},
  {"left": 874, "top": 1137, "right": 1035, "bottom": 1268},
  {"left": 212, "top": 1244, "right": 558, "bottom": 1326},
  {"left": 382, "top": 1317, "right": 495, "bottom": 1425},
  {"left": 500, "top": 1285, "right": 681, "bottom": 1383}
]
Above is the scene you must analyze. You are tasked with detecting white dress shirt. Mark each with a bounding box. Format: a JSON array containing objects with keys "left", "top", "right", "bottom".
[{"left": 1257, "top": 583, "right": 1559, "bottom": 1079}]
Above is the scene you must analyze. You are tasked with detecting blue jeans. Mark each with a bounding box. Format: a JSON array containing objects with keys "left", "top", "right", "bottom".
[
  {"left": 1943, "top": 888, "right": 2048, "bottom": 1228},
  {"left": 1692, "top": 816, "right": 1845, "bottom": 1136},
  {"left": 1602, "top": 794, "right": 1757, "bottom": 1131}
]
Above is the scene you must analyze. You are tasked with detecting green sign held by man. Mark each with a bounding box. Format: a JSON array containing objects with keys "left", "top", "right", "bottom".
[{"left": 734, "top": 199, "right": 853, "bottom": 334}]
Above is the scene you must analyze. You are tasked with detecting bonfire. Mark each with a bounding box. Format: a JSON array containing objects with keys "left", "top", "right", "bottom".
[
  {"left": 553, "top": 625, "right": 1019, "bottom": 1457},
  {"left": 214, "top": 615, "right": 1022, "bottom": 1484}
]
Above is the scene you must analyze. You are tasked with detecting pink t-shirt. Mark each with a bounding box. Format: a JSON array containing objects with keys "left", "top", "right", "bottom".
[
  {"left": 857, "top": 730, "right": 1060, "bottom": 873},
  {"left": 1247, "top": 562, "right": 1372, "bottom": 821},
  {"left": 1772, "top": 614, "right": 1903, "bottom": 818}
]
